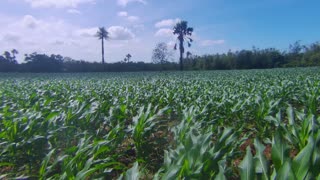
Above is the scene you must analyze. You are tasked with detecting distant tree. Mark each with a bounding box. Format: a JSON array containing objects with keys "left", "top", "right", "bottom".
[
  {"left": 3, "top": 51, "right": 11, "bottom": 61},
  {"left": 152, "top": 42, "right": 172, "bottom": 70},
  {"left": 184, "top": 51, "right": 194, "bottom": 70},
  {"left": 302, "top": 42, "right": 320, "bottom": 66},
  {"left": 24, "top": 52, "right": 64, "bottom": 72},
  {"left": 286, "top": 41, "right": 304, "bottom": 66},
  {"left": 173, "top": 21, "right": 194, "bottom": 71},
  {"left": 289, "top": 41, "right": 303, "bottom": 54},
  {"left": 124, "top": 53, "right": 132, "bottom": 63},
  {"left": 0, "top": 55, "right": 5, "bottom": 63},
  {"left": 11, "top": 49, "right": 18, "bottom": 63},
  {"left": 95, "top": 27, "right": 109, "bottom": 64},
  {"left": 0, "top": 50, "right": 18, "bottom": 71},
  {"left": 3, "top": 50, "right": 18, "bottom": 64},
  {"left": 0, "top": 55, "right": 7, "bottom": 72},
  {"left": 186, "top": 51, "right": 192, "bottom": 59}
]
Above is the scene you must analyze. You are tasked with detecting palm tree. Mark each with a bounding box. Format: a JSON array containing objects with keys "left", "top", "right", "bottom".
[
  {"left": 126, "top": 54, "right": 132, "bottom": 63},
  {"left": 11, "top": 49, "right": 18, "bottom": 64},
  {"left": 95, "top": 27, "right": 109, "bottom": 64},
  {"left": 173, "top": 21, "right": 193, "bottom": 71}
]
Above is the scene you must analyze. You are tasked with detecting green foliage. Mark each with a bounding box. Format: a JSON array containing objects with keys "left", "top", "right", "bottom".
[
  {"left": 156, "top": 109, "right": 239, "bottom": 179},
  {"left": 0, "top": 68, "right": 319, "bottom": 179}
]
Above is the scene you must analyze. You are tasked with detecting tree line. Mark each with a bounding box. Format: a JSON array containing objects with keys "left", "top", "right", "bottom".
[
  {"left": 0, "top": 19, "right": 319, "bottom": 72},
  {"left": 182, "top": 41, "right": 320, "bottom": 70},
  {"left": 0, "top": 51, "right": 177, "bottom": 72},
  {"left": 0, "top": 41, "right": 319, "bottom": 73}
]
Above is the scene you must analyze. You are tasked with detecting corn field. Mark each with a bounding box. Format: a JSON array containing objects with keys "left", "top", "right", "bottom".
[{"left": 0, "top": 68, "right": 320, "bottom": 179}]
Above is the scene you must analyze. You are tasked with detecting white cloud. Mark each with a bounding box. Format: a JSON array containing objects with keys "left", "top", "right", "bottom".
[
  {"left": 22, "top": 15, "right": 39, "bottom": 29},
  {"left": 2, "top": 33, "right": 21, "bottom": 42},
  {"left": 67, "top": 9, "right": 81, "bottom": 14},
  {"left": 108, "top": 26, "right": 135, "bottom": 40},
  {"left": 155, "top": 28, "right": 173, "bottom": 37},
  {"left": 117, "top": 11, "right": 128, "bottom": 17},
  {"left": 200, "top": 40, "right": 225, "bottom": 46},
  {"left": 155, "top": 18, "right": 180, "bottom": 28},
  {"left": 117, "top": 11, "right": 140, "bottom": 23},
  {"left": 127, "top": 16, "right": 139, "bottom": 22},
  {"left": 74, "top": 27, "right": 97, "bottom": 37},
  {"left": 24, "top": 0, "right": 95, "bottom": 8},
  {"left": 117, "top": 0, "right": 146, "bottom": 7},
  {"left": 51, "top": 39, "right": 65, "bottom": 45},
  {"left": 132, "top": 24, "right": 145, "bottom": 31}
]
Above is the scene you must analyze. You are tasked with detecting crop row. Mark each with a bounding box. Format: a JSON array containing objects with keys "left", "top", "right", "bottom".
[{"left": 0, "top": 68, "right": 319, "bottom": 179}]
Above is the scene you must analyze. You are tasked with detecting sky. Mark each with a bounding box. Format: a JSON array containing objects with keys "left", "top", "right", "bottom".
[{"left": 0, "top": 0, "right": 320, "bottom": 63}]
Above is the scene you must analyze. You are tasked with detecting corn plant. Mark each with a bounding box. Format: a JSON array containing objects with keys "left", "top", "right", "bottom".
[
  {"left": 155, "top": 107, "right": 240, "bottom": 179},
  {"left": 129, "top": 104, "right": 168, "bottom": 163},
  {"left": 239, "top": 127, "right": 320, "bottom": 179},
  {"left": 0, "top": 68, "right": 320, "bottom": 179}
]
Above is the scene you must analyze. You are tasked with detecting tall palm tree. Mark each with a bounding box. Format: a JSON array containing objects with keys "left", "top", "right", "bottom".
[
  {"left": 95, "top": 27, "right": 109, "bottom": 64},
  {"left": 173, "top": 21, "right": 193, "bottom": 71}
]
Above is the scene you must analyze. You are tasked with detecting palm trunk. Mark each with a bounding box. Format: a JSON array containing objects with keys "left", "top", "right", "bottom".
[
  {"left": 179, "top": 39, "right": 184, "bottom": 71},
  {"left": 179, "top": 51, "right": 183, "bottom": 71},
  {"left": 101, "top": 39, "right": 105, "bottom": 64}
]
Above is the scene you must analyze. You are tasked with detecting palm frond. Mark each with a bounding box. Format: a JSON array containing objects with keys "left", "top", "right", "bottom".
[{"left": 95, "top": 27, "right": 109, "bottom": 40}]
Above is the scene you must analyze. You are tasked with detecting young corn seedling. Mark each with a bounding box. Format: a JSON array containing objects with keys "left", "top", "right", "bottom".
[{"left": 129, "top": 104, "right": 168, "bottom": 163}]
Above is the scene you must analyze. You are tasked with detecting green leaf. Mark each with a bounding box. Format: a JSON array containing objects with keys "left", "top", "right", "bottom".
[
  {"left": 125, "top": 162, "right": 140, "bottom": 180},
  {"left": 239, "top": 146, "right": 255, "bottom": 180},
  {"left": 311, "top": 132, "right": 320, "bottom": 175},
  {"left": 0, "top": 162, "right": 15, "bottom": 167},
  {"left": 286, "top": 105, "right": 295, "bottom": 126},
  {"left": 271, "top": 131, "right": 289, "bottom": 171},
  {"left": 161, "top": 165, "right": 180, "bottom": 180},
  {"left": 45, "top": 112, "right": 59, "bottom": 121},
  {"left": 76, "top": 157, "right": 94, "bottom": 180},
  {"left": 253, "top": 139, "right": 269, "bottom": 180},
  {"left": 276, "top": 160, "right": 297, "bottom": 180},
  {"left": 214, "top": 161, "right": 226, "bottom": 180},
  {"left": 39, "top": 149, "right": 55, "bottom": 179},
  {"left": 292, "top": 136, "right": 314, "bottom": 180},
  {"left": 76, "top": 168, "right": 97, "bottom": 180}
]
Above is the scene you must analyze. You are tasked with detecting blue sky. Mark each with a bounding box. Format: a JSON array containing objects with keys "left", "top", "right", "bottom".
[{"left": 0, "top": 0, "right": 320, "bottom": 63}]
